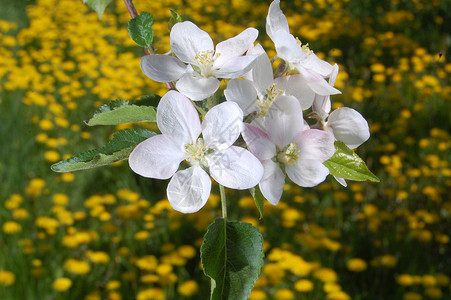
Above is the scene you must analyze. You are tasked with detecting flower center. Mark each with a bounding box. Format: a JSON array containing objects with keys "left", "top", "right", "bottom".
[
  {"left": 276, "top": 143, "right": 300, "bottom": 166},
  {"left": 257, "top": 83, "right": 283, "bottom": 117},
  {"left": 193, "top": 50, "right": 220, "bottom": 77},
  {"left": 184, "top": 138, "right": 210, "bottom": 166},
  {"left": 295, "top": 38, "right": 313, "bottom": 56}
]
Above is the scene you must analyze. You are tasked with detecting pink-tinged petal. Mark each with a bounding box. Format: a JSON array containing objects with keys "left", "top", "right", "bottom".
[
  {"left": 208, "top": 146, "right": 263, "bottom": 190},
  {"left": 272, "top": 30, "right": 304, "bottom": 63},
  {"left": 251, "top": 52, "right": 274, "bottom": 95},
  {"left": 167, "top": 166, "right": 211, "bottom": 213},
  {"left": 296, "top": 66, "right": 341, "bottom": 96},
  {"left": 170, "top": 21, "right": 214, "bottom": 64},
  {"left": 140, "top": 55, "right": 188, "bottom": 83},
  {"left": 286, "top": 159, "right": 330, "bottom": 187},
  {"left": 265, "top": 95, "right": 304, "bottom": 148},
  {"left": 176, "top": 73, "right": 220, "bottom": 100},
  {"left": 216, "top": 55, "right": 259, "bottom": 79},
  {"left": 296, "top": 129, "right": 335, "bottom": 162},
  {"left": 329, "top": 64, "right": 339, "bottom": 86},
  {"left": 302, "top": 53, "right": 335, "bottom": 78},
  {"left": 129, "top": 135, "right": 185, "bottom": 179},
  {"left": 327, "top": 107, "right": 370, "bottom": 149},
  {"left": 202, "top": 101, "right": 243, "bottom": 150},
  {"left": 242, "top": 124, "right": 276, "bottom": 161},
  {"left": 312, "top": 95, "right": 331, "bottom": 120},
  {"left": 157, "top": 90, "right": 202, "bottom": 144},
  {"left": 266, "top": 0, "right": 290, "bottom": 41},
  {"left": 275, "top": 75, "right": 316, "bottom": 110},
  {"left": 224, "top": 79, "right": 258, "bottom": 115},
  {"left": 259, "top": 159, "right": 285, "bottom": 205},
  {"left": 214, "top": 28, "right": 259, "bottom": 67}
]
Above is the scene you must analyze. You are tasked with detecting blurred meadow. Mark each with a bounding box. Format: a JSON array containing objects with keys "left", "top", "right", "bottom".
[{"left": 1, "top": 0, "right": 451, "bottom": 299}]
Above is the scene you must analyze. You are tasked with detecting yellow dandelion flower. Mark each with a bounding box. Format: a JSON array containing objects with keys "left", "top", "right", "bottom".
[
  {"left": 53, "top": 193, "right": 69, "bottom": 206},
  {"left": 2, "top": 221, "right": 22, "bottom": 234},
  {"left": 249, "top": 289, "right": 267, "bottom": 300},
  {"left": 425, "top": 287, "right": 442, "bottom": 299},
  {"left": 397, "top": 274, "right": 414, "bottom": 286},
  {"left": 346, "top": 258, "right": 368, "bottom": 272},
  {"left": 86, "top": 250, "right": 109, "bottom": 264},
  {"left": 106, "top": 281, "right": 121, "bottom": 290},
  {"left": 314, "top": 268, "right": 338, "bottom": 283},
  {"left": 422, "top": 275, "right": 437, "bottom": 287},
  {"left": 178, "top": 245, "right": 196, "bottom": 259},
  {"left": 274, "top": 289, "right": 294, "bottom": 300},
  {"left": 294, "top": 279, "right": 314, "bottom": 292},
  {"left": 0, "top": 270, "right": 15, "bottom": 286},
  {"left": 177, "top": 280, "right": 199, "bottom": 297},
  {"left": 136, "top": 288, "right": 165, "bottom": 300},
  {"left": 63, "top": 258, "right": 91, "bottom": 275},
  {"left": 134, "top": 230, "right": 150, "bottom": 240},
  {"left": 53, "top": 277, "right": 72, "bottom": 292},
  {"left": 61, "top": 172, "right": 75, "bottom": 182},
  {"left": 403, "top": 292, "right": 422, "bottom": 300}
]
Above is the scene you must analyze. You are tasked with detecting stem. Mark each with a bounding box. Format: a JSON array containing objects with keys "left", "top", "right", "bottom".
[
  {"left": 219, "top": 184, "right": 227, "bottom": 220},
  {"left": 122, "top": 0, "right": 156, "bottom": 54}
]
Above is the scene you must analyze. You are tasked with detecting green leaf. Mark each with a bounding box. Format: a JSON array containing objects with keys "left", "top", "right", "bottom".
[
  {"left": 128, "top": 12, "right": 154, "bottom": 48},
  {"left": 86, "top": 95, "right": 159, "bottom": 126},
  {"left": 201, "top": 218, "right": 264, "bottom": 300},
  {"left": 83, "top": 0, "right": 113, "bottom": 19},
  {"left": 249, "top": 186, "right": 264, "bottom": 219},
  {"left": 51, "top": 129, "right": 156, "bottom": 172},
  {"left": 168, "top": 10, "right": 182, "bottom": 31},
  {"left": 324, "top": 141, "right": 380, "bottom": 182}
]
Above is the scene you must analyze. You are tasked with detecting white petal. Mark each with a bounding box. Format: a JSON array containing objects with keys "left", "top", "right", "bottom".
[
  {"left": 329, "top": 64, "right": 339, "bottom": 86},
  {"left": 296, "top": 66, "right": 341, "bottom": 96},
  {"left": 275, "top": 74, "right": 316, "bottom": 110},
  {"left": 242, "top": 124, "right": 276, "bottom": 161},
  {"left": 157, "top": 90, "right": 202, "bottom": 144},
  {"left": 224, "top": 79, "right": 258, "bottom": 115},
  {"left": 251, "top": 52, "right": 274, "bottom": 95},
  {"left": 272, "top": 30, "right": 304, "bottom": 63},
  {"left": 265, "top": 95, "right": 304, "bottom": 148},
  {"left": 167, "top": 166, "right": 211, "bottom": 213},
  {"left": 302, "top": 53, "right": 335, "bottom": 78},
  {"left": 129, "top": 134, "right": 185, "bottom": 179},
  {"left": 214, "top": 27, "right": 259, "bottom": 67},
  {"left": 312, "top": 95, "right": 331, "bottom": 120},
  {"left": 216, "top": 55, "right": 259, "bottom": 79},
  {"left": 202, "top": 101, "right": 243, "bottom": 150},
  {"left": 140, "top": 55, "right": 188, "bottom": 83},
  {"left": 176, "top": 73, "right": 220, "bottom": 100},
  {"left": 296, "top": 129, "right": 335, "bottom": 162},
  {"left": 208, "top": 146, "right": 263, "bottom": 190},
  {"left": 334, "top": 176, "right": 347, "bottom": 187},
  {"left": 259, "top": 160, "right": 285, "bottom": 205},
  {"left": 266, "top": 0, "right": 290, "bottom": 41},
  {"left": 170, "top": 21, "right": 214, "bottom": 64},
  {"left": 286, "top": 159, "right": 330, "bottom": 187},
  {"left": 327, "top": 107, "right": 370, "bottom": 149}
]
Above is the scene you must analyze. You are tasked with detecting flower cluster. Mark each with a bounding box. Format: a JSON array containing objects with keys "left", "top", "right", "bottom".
[{"left": 129, "top": 0, "right": 370, "bottom": 212}]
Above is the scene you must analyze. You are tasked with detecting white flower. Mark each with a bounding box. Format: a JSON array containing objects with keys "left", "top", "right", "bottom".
[
  {"left": 242, "top": 96, "right": 335, "bottom": 205},
  {"left": 129, "top": 91, "right": 263, "bottom": 213},
  {"left": 266, "top": 0, "right": 341, "bottom": 96},
  {"left": 140, "top": 21, "right": 259, "bottom": 101},
  {"left": 225, "top": 44, "right": 317, "bottom": 124},
  {"left": 311, "top": 65, "right": 370, "bottom": 150}
]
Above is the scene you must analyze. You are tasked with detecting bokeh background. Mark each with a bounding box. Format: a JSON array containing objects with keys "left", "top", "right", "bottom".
[{"left": 1, "top": 0, "right": 450, "bottom": 299}]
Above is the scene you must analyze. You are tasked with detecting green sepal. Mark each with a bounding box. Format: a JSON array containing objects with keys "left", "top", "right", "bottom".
[
  {"left": 128, "top": 12, "right": 154, "bottom": 48},
  {"left": 83, "top": 0, "right": 113, "bottom": 19},
  {"left": 249, "top": 186, "right": 264, "bottom": 219},
  {"left": 168, "top": 10, "right": 182, "bottom": 31},
  {"left": 201, "top": 218, "right": 264, "bottom": 300},
  {"left": 324, "top": 141, "right": 380, "bottom": 182},
  {"left": 85, "top": 95, "right": 159, "bottom": 126},
  {"left": 51, "top": 129, "right": 156, "bottom": 172}
]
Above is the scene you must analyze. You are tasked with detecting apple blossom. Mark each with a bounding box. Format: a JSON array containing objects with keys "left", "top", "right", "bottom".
[
  {"left": 129, "top": 90, "right": 263, "bottom": 213},
  {"left": 140, "top": 21, "right": 259, "bottom": 100},
  {"left": 242, "top": 96, "right": 335, "bottom": 205},
  {"left": 266, "top": 0, "right": 341, "bottom": 97}
]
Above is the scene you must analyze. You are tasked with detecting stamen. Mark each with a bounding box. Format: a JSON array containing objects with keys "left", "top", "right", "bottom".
[
  {"left": 257, "top": 83, "right": 283, "bottom": 116},
  {"left": 277, "top": 143, "right": 300, "bottom": 166},
  {"left": 296, "top": 37, "right": 313, "bottom": 55},
  {"left": 184, "top": 138, "right": 209, "bottom": 166},
  {"left": 193, "top": 50, "right": 220, "bottom": 77}
]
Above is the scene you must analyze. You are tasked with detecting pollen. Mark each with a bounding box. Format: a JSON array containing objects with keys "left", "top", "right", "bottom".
[
  {"left": 257, "top": 83, "right": 283, "bottom": 116},
  {"left": 296, "top": 37, "right": 313, "bottom": 55},
  {"left": 193, "top": 50, "right": 219, "bottom": 77},
  {"left": 277, "top": 143, "right": 300, "bottom": 166},
  {"left": 184, "top": 138, "right": 210, "bottom": 166}
]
